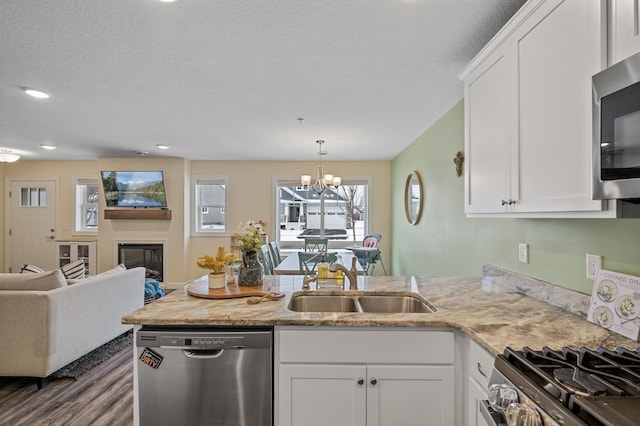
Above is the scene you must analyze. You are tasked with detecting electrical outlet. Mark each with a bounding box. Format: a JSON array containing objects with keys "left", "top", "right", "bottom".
[
  {"left": 586, "top": 254, "right": 602, "bottom": 280},
  {"left": 519, "top": 243, "right": 529, "bottom": 264}
]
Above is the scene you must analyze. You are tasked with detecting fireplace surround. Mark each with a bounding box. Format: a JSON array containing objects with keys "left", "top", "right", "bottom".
[{"left": 116, "top": 241, "right": 166, "bottom": 282}]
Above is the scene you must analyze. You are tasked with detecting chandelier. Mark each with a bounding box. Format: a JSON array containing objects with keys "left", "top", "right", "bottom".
[{"left": 300, "top": 140, "right": 341, "bottom": 194}]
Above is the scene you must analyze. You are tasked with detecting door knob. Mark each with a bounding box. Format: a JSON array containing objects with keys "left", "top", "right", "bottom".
[{"left": 370, "top": 377, "right": 377, "bottom": 386}]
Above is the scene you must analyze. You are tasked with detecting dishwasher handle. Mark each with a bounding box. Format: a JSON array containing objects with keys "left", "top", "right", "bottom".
[{"left": 182, "top": 349, "right": 226, "bottom": 359}]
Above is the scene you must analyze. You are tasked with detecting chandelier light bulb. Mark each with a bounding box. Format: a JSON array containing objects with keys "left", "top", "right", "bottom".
[{"left": 300, "top": 140, "right": 342, "bottom": 193}]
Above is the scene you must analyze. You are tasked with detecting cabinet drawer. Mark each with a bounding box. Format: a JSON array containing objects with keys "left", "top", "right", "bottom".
[
  {"left": 468, "top": 339, "right": 494, "bottom": 389},
  {"left": 278, "top": 327, "right": 454, "bottom": 365}
]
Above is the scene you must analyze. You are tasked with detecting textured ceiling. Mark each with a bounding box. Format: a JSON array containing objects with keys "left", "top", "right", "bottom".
[{"left": 0, "top": 0, "right": 525, "bottom": 161}]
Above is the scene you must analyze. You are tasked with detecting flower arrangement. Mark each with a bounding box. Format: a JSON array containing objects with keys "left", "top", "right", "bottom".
[
  {"left": 233, "top": 219, "right": 267, "bottom": 252},
  {"left": 197, "top": 246, "right": 237, "bottom": 274}
]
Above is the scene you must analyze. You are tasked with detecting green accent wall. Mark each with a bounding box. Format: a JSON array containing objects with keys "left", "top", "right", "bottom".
[{"left": 391, "top": 100, "right": 640, "bottom": 294}]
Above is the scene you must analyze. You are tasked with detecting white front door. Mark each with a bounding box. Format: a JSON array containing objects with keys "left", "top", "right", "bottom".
[{"left": 8, "top": 179, "right": 57, "bottom": 272}]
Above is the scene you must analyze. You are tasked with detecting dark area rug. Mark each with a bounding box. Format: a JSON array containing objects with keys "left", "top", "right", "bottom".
[{"left": 49, "top": 330, "right": 133, "bottom": 379}]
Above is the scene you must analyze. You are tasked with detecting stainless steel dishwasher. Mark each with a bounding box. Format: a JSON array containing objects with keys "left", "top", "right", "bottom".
[{"left": 136, "top": 326, "right": 272, "bottom": 426}]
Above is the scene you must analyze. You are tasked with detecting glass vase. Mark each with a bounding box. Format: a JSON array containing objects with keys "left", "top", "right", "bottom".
[{"left": 238, "top": 250, "right": 263, "bottom": 287}]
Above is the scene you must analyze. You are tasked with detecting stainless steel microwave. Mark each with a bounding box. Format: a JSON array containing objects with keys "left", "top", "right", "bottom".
[{"left": 593, "top": 50, "right": 640, "bottom": 200}]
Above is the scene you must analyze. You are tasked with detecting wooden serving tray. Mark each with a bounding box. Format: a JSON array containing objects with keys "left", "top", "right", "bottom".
[{"left": 187, "top": 280, "right": 284, "bottom": 300}]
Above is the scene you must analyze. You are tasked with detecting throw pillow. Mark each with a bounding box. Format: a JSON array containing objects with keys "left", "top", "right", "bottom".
[
  {"left": 20, "top": 263, "right": 45, "bottom": 274},
  {"left": 61, "top": 259, "right": 86, "bottom": 280},
  {"left": 0, "top": 270, "right": 67, "bottom": 291}
]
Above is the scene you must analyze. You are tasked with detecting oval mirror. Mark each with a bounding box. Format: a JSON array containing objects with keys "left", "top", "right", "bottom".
[{"left": 404, "top": 171, "right": 423, "bottom": 225}]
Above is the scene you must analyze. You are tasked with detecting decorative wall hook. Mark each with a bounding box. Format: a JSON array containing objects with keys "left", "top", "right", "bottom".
[{"left": 453, "top": 151, "right": 464, "bottom": 177}]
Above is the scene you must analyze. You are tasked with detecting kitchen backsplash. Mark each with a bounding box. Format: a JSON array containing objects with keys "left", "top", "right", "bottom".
[{"left": 482, "top": 264, "right": 591, "bottom": 319}]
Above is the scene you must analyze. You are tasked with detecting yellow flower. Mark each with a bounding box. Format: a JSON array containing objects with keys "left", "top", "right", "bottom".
[{"left": 197, "top": 246, "right": 237, "bottom": 274}]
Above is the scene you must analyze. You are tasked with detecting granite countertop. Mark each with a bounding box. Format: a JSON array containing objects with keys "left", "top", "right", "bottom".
[{"left": 122, "top": 272, "right": 638, "bottom": 355}]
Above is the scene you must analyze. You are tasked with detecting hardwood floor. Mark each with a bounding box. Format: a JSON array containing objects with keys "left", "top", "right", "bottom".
[{"left": 0, "top": 345, "right": 134, "bottom": 426}]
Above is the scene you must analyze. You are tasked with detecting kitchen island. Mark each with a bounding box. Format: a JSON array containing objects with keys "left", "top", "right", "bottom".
[
  {"left": 123, "top": 272, "right": 635, "bottom": 353},
  {"left": 123, "top": 269, "right": 638, "bottom": 426}
]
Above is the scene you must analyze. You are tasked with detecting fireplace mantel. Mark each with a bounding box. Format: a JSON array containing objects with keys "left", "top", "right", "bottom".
[{"left": 104, "top": 209, "right": 172, "bottom": 220}]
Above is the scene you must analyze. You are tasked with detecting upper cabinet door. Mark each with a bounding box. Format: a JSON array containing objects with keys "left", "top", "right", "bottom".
[
  {"left": 464, "top": 43, "right": 517, "bottom": 214},
  {"left": 515, "top": 0, "right": 606, "bottom": 213},
  {"left": 460, "top": 0, "right": 615, "bottom": 217},
  {"left": 610, "top": 0, "right": 640, "bottom": 65}
]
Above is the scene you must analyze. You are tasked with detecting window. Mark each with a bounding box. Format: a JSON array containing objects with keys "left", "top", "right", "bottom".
[
  {"left": 275, "top": 178, "right": 370, "bottom": 249},
  {"left": 194, "top": 177, "right": 227, "bottom": 233},
  {"left": 20, "top": 187, "right": 47, "bottom": 207},
  {"left": 75, "top": 178, "right": 98, "bottom": 233}
]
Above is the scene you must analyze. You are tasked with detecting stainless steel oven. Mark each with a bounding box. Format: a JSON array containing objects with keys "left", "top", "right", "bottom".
[
  {"left": 482, "top": 346, "right": 640, "bottom": 426},
  {"left": 593, "top": 50, "right": 640, "bottom": 201}
]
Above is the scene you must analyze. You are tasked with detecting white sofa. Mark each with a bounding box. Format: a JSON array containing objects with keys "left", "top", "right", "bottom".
[{"left": 0, "top": 266, "right": 145, "bottom": 388}]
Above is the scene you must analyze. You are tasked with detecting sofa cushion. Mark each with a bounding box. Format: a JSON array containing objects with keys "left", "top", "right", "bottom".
[
  {"left": 61, "top": 259, "right": 85, "bottom": 280},
  {"left": 20, "top": 264, "right": 45, "bottom": 274},
  {"left": 0, "top": 270, "right": 67, "bottom": 291},
  {"left": 67, "top": 263, "right": 127, "bottom": 284}
]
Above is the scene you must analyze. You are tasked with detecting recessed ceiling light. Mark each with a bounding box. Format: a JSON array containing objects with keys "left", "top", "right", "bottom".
[
  {"left": 22, "top": 87, "right": 50, "bottom": 99},
  {"left": 156, "top": 144, "right": 170, "bottom": 150},
  {"left": 158, "top": 0, "right": 177, "bottom": 2},
  {"left": 41, "top": 144, "right": 56, "bottom": 150}
]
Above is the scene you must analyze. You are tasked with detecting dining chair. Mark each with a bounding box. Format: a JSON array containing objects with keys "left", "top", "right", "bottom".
[
  {"left": 303, "top": 237, "right": 328, "bottom": 252},
  {"left": 268, "top": 240, "right": 283, "bottom": 265},
  {"left": 259, "top": 244, "right": 275, "bottom": 275},
  {"left": 297, "top": 251, "right": 337, "bottom": 274}
]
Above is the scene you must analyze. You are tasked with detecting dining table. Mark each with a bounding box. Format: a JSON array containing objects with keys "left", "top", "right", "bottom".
[{"left": 273, "top": 250, "right": 364, "bottom": 275}]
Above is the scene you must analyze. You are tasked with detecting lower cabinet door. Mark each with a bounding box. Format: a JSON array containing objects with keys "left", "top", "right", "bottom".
[
  {"left": 466, "top": 376, "right": 490, "bottom": 426},
  {"left": 279, "top": 364, "right": 367, "bottom": 426},
  {"left": 366, "top": 365, "right": 455, "bottom": 426}
]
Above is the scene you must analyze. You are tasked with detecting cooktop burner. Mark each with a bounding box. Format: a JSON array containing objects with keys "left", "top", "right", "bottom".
[{"left": 496, "top": 346, "right": 640, "bottom": 426}]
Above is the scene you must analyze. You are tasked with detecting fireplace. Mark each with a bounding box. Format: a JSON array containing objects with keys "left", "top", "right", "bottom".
[{"left": 117, "top": 242, "right": 165, "bottom": 282}]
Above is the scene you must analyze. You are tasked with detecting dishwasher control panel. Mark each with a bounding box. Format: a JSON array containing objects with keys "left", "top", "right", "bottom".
[{"left": 140, "top": 334, "right": 245, "bottom": 350}]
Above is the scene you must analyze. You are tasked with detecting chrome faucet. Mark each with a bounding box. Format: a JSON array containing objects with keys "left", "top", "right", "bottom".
[
  {"left": 302, "top": 273, "right": 317, "bottom": 290},
  {"left": 330, "top": 257, "right": 359, "bottom": 290}
]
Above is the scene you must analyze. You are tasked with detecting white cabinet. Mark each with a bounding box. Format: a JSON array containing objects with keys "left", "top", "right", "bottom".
[
  {"left": 276, "top": 327, "right": 455, "bottom": 426},
  {"left": 467, "top": 378, "right": 490, "bottom": 426},
  {"left": 279, "top": 364, "right": 366, "bottom": 426},
  {"left": 460, "top": 0, "right": 611, "bottom": 217},
  {"left": 464, "top": 42, "right": 517, "bottom": 214},
  {"left": 56, "top": 240, "right": 97, "bottom": 275},
  {"left": 464, "top": 338, "right": 495, "bottom": 426},
  {"left": 610, "top": 0, "right": 640, "bottom": 65}
]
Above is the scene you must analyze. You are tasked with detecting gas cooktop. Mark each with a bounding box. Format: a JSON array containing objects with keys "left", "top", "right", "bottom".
[{"left": 495, "top": 346, "right": 640, "bottom": 426}]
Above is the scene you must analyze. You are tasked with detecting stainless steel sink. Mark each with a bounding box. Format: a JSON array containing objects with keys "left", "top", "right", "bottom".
[
  {"left": 288, "top": 295, "right": 360, "bottom": 312},
  {"left": 287, "top": 293, "right": 436, "bottom": 314},
  {"left": 357, "top": 295, "right": 435, "bottom": 313}
]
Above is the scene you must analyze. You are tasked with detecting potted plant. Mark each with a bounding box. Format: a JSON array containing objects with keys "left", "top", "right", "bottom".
[{"left": 197, "top": 246, "right": 237, "bottom": 289}]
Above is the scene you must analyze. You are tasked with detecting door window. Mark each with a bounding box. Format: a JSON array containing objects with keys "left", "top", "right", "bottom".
[{"left": 20, "top": 187, "right": 47, "bottom": 207}]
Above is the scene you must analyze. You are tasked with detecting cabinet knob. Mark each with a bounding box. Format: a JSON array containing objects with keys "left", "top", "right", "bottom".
[
  {"left": 501, "top": 199, "right": 507, "bottom": 206},
  {"left": 370, "top": 377, "right": 377, "bottom": 386},
  {"left": 357, "top": 377, "right": 364, "bottom": 386}
]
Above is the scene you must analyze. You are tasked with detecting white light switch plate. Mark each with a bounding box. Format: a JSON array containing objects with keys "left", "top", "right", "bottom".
[
  {"left": 586, "top": 254, "right": 602, "bottom": 280},
  {"left": 519, "top": 243, "right": 528, "bottom": 264}
]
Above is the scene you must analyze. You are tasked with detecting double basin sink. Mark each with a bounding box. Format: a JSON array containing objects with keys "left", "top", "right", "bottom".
[{"left": 288, "top": 292, "right": 437, "bottom": 314}]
